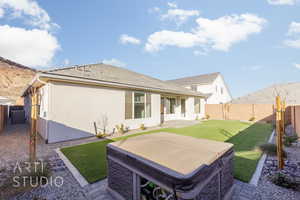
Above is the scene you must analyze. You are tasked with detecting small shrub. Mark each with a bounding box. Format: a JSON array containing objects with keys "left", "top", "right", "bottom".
[
  {"left": 249, "top": 117, "right": 255, "bottom": 121},
  {"left": 140, "top": 124, "right": 146, "bottom": 130},
  {"left": 269, "top": 172, "right": 300, "bottom": 190},
  {"left": 284, "top": 135, "right": 298, "bottom": 147},
  {"left": 116, "top": 124, "right": 125, "bottom": 134},
  {"left": 258, "top": 143, "right": 287, "bottom": 158},
  {"left": 96, "top": 133, "right": 107, "bottom": 138},
  {"left": 206, "top": 114, "right": 210, "bottom": 120}
]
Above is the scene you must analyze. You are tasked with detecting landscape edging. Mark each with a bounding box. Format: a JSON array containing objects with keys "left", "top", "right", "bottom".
[
  {"left": 55, "top": 148, "right": 89, "bottom": 187},
  {"left": 249, "top": 129, "right": 275, "bottom": 186}
]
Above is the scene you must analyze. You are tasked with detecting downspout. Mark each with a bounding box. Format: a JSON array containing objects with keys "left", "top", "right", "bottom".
[{"left": 36, "top": 77, "right": 49, "bottom": 143}]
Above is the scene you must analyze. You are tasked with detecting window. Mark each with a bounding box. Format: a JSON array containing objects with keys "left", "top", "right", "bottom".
[
  {"left": 194, "top": 98, "right": 201, "bottom": 114},
  {"left": 134, "top": 92, "right": 145, "bottom": 119},
  {"left": 166, "top": 98, "right": 176, "bottom": 114},
  {"left": 221, "top": 87, "right": 223, "bottom": 94},
  {"left": 215, "top": 86, "right": 218, "bottom": 92},
  {"left": 191, "top": 85, "right": 197, "bottom": 91},
  {"left": 125, "top": 91, "right": 151, "bottom": 119}
]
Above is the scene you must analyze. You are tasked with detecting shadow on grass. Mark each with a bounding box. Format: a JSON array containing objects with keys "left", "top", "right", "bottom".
[
  {"left": 226, "top": 122, "right": 273, "bottom": 152},
  {"left": 220, "top": 128, "right": 234, "bottom": 138},
  {"left": 226, "top": 122, "right": 273, "bottom": 182}
]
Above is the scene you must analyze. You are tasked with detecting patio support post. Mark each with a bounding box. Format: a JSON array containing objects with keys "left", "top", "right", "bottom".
[
  {"left": 276, "top": 96, "right": 284, "bottom": 170},
  {"left": 29, "top": 87, "right": 38, "bottom": 162}
]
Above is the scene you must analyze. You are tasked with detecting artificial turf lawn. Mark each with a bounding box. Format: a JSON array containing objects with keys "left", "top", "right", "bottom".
[{"left": 61, "top": 120, "right": 273, "bottom": 183}]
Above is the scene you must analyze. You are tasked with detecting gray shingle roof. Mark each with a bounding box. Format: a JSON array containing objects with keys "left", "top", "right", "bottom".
[
  {"left": 231, "top": 82, "right": 300, "bottom": 105},
  {"left": 44, "top": 63, "right": 206, "bottom": 97},
  {"left": 167, "top": 72, "right": 220, "bottom": 85}
]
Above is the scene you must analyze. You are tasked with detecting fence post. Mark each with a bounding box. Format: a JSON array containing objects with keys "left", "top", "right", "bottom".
[{"left": 276, "top": 96, "right": 284, "bottom": 170}]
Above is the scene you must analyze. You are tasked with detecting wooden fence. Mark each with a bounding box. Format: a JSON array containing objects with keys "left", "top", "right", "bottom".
[
  {"left": 291, "top": 106, "right": 300, "bottom": 137},
  {"left": 205, "top": 104, "right": 291, "bottom": 123},
  {"left": 0, "top": 105, "right": 8, "bottom": 133}
]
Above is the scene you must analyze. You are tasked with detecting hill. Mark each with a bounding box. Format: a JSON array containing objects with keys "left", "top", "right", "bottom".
[{"left": 0, "top": 57, "right": 36, "bottom": 104}]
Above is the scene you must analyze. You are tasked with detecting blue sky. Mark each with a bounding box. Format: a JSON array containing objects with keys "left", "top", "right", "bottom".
[{"left": 0, "top": 0, "right": 300, "bottom": 98}]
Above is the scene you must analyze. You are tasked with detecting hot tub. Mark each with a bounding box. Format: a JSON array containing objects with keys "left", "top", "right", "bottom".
[{"left": 107, "top": 132, "right": 234, "bottom": 200}]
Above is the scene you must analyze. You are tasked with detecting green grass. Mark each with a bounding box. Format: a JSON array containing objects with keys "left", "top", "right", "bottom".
[{"left": 61, "top": 120, "right": 273, "bottom": 183}]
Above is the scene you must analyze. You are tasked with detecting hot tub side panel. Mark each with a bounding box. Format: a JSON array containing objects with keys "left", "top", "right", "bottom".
[{"left": 107, "top": 159, "right": 134, "bottom": 200}]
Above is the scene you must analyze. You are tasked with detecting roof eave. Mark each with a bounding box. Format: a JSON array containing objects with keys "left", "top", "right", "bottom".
[{"left": 36, "top": 72, "right": 206, "bottom": 97}]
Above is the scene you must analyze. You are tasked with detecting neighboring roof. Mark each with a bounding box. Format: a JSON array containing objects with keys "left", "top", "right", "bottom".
[
  {"left": 231, "top": 82, "right": 300, "bottom": 105},
  {"left": 167, "top": 72, "right": 220, "bottom": 85},
  {"left": 34, "top": 63, "right": 207, "bottom": 97},
  {"left": 0, "top": 96, "right": 12, "bottom": 105}
]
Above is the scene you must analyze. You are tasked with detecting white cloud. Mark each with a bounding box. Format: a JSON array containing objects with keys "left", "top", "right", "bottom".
[
  {"left": 102, "top": 58, "right": 126, "bottom": 67},
  {"left": 148, "top": 7, "right": 160, "bottom": 14},
  {"left": 145, "top": 31, "right": 202, "bottom": 52},
  {"left": 0, "top": 0, "right": 58, "bottom": 30},
  {"left": 243, "top": 65, "right": 263, "bottom": 71},
  {"left": 64, "top": 59, "right": 70, "bottom": 66},
  {"left": 284, "top": 22, "right": 300, "bottom": 48},
  {"left": 146, "top": 14, "right": 266, "bottom": 52},
  {"left": 288, "top": 22, "right": 300, "bottom": 35},
  {"left": 294, "top": 63, "right": 300, "bottom": 69},
  {"left": 0, "top": 25, "right": 60, "bottom": 67},
  {"left": 193, "top": 50, "right": 209, "bottom": 56},
  {"left": 0, "top": 7, "right": 4, "bottom": 17},
  {"left": 161, "top": 8, "right": 200, "bottom": 26},
  {"left": 167, "top": 2, "right": 177, "bottom": 8},
  {"left": 193, "top": 50, "right": 206, "bottom": 56},
  {"left": 120, "top": 34, "right": 141, "bottom": 45},
  {"left": 284, "top": 39, "right": 300, "bottom": 48},
  {"left": 267, "top": 0, "right": 297, "bottom": 5}
]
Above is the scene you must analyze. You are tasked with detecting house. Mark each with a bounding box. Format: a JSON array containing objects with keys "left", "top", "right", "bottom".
[
  {"left": 0, "top": 57, "right": 36, "bottom": 105},
  {"left": 167, "top": 72, "right": 232, "bottom": 104},
  {"left": 23, "top": 63, "right": 208, "bottom": 143},
  {"left": 232, "top": 82, "right": 300, "bottom": 105}
]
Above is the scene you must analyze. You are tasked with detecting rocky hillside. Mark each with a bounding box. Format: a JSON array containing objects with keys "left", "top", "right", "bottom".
[{"left": 0, "top": 57, "right": 36, "bottom": 104}]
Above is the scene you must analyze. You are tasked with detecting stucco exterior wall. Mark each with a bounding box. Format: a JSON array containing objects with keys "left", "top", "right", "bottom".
[
  {"left": 46, "top": 81, "right": 161, "bottom": 143},
  {"left": 197, "top": 76, "right": 231, "bottom": 104},
  {"left": 186, "top": 75, "right": 231, "bottom": 104},
  {"left": 37, "top": 85, "right": 49, "bottom": 140},
  {"left": 31, "top": 81, "right": 205, "bottom": 143}
]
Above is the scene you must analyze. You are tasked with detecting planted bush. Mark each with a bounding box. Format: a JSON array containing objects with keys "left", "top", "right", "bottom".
[
  {"left": 140, "top": 124, "right": 146, "bottom": 130},
  {"left": 269, "top": 172, "right": 300, "bottom": 190},
  {"left": 96, "top": 133, "right": 107, "bottom": 138},
  {"left": 284, "top": 135, "right": 298, "bottom": 147},
  {"left": 249, "top": 117, "right": 255, "bottom": 122}
]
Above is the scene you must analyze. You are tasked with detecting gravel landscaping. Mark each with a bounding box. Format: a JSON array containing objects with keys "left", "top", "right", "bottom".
[{"left": 255, "top": 141, "right": 300, "bottom": 200}]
